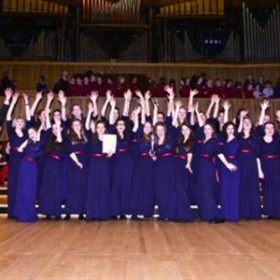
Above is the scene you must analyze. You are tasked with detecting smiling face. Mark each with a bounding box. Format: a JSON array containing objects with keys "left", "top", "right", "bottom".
[
  {"left": 179, "top": 107, "right": 187, "bottom": 120},
  {"left": 53, "top": 111, "right": 61, "bottom": 123},
  {"left": 143, "top": 122, "right": 153, "bottom": 135},
  {"left": 116, "top": 120, "right": 126, "bottom": 134},
  {"left": 226, "top": 123, "right": 235, "bottom": 137},
  {"left": 155, "top": 124, "right": 166, "bottom": 139},
  {"left": 243, "top": 118, "right": 252, "bottom": 131},
  {"left": 72, "top": 120, "right": 82, "bottom": 135},
  {"left": 181, "top": 125, "right": 191, "bottom": 139},
  {"left": 72, "top": 105, "right": 82, "bottom": 119},
  {"left": 204, "top": 124, "right": 214, "bottom": 138},
  {"left": 96, "top": 122, "right": 106, "bottom": 136},
  {"left": 28, "top": 128, "right": 37, "bottom": 141},
  {"left": 15, "top": 118, "right": 25, "bottom": 130},
  {"left": 264, "top": 123, "right": 275, "bottom": 137}
]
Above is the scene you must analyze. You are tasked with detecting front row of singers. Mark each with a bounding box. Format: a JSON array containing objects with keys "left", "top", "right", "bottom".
[{"left": 6, "top": 88, "right": 280, "bottom": 223}]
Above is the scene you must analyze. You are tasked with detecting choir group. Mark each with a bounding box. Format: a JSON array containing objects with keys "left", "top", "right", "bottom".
[{"left": 4, "top": 84, "right": 280, "bottom": 224}]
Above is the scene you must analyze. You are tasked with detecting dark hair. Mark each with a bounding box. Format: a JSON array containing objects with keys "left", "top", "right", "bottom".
[
  {"left": 176, "top": 123, "right": 194, "bottom": 154},
  {"left": 240, "top": 117, "right": 255, "bottom": 137},
  {"left": 69, "top": 119, "right": 87, "bottom": 144},
  {"left": 141, "top": 121, "right": 153, "bottom": 143},
  {"left": 222, "top": 121, "right": 237, "bottom": 138},
  {"left": 116, "top": 119, "right": 128, "bottom": 140},
  {"left": 94, "top": 120, "right": 107, "bottom": 141},
  {"left": 154, "top": 122, "right": 167, "bottom": 145}
]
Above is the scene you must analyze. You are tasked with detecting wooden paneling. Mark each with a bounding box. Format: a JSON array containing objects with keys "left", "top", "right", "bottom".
[{"left": 1, "top": 62, "right": 280, "bottom": 91}]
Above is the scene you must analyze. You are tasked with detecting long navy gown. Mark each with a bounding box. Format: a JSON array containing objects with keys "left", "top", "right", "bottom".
[
  {"left": 6, "top": 120, "right": 28, "bottom": 218},
  {"left": 196, "top": 137, "right": 223, "bottom": 222},
  {"left": 258, "top": 136, "right": 280, "bottom": 219},
  {"left": 38, "top": 132, "right": 66, "bottom": 218},
  {"left": 169, "top": 145, "right": 194, "bottom": 221},
  {"left": 110, "top": 134, "right": 134, "bottom": 217},
  {"left": 13, "top": 142, "right": 41, "bottom": 222},
  {"left": 130, "top": 127, "right": 155, "bottom": 218},
  {"left": 65, "top": 140, "right": 87, "bottom": 216},
  {"left": 237, "top": 135, "right": 261, "bottom": 220},
  {"left": 154, "top": 139, "right": 176, "bottom": 220},
  {"left": 85, "top": 135, "right": 111, "bottom": 220},
  {"left": 220, "top": 137, "right": 240, "bottom": 221}
]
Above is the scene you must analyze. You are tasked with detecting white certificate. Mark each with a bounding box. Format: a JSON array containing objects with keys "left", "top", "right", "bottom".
[{"left": 102, "top": 134, "right": 117, "bottom": 154}]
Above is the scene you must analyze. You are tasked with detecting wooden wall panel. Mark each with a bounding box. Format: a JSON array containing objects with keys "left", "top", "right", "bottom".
[{"left": 1, "top": 62, "right": 280, "bottom": 91}]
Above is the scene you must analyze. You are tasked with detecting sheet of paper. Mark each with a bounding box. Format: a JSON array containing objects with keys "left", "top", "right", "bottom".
[{"left": 102, "top": 134, "right": 117, "bottom": 154}]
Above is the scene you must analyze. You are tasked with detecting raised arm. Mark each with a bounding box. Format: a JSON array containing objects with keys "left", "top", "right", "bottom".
[
  {"left": 194, "top": 102, "right": 204, "bottom": 128},
  {"left": 206, "top": 95, "right": 216, "bottom": 119},
  {"left": 45, "top": 107, "right": 52, "bottom": 130},
  {"left": 123, "top": 89, "right": 132, "bottom": 117},
  {"left": 57, "top": 90, "right": 67, "bottom": 122},
  {"left": 109, "top": 97, "right": 117, "bottom": 125},
  {"left": 0, "top": 88, "right": 12, "bottom": 125},
  {"left": 237, "top": 110, "right": 248, "bottom": 133},
  {"left": 166, "top": 85, "right": 175, "bottom": 117},
  {"left": 30, "top": 92, "right": 43, "bottom": 117},
  {"left": 23, "top": 93, "right": 31, "bottom": 121},
  {"left": 85, "top": 102, "right": 94, "bottom": 131},
  {"left": 132, "top": 107, "right": 141, "bottom": 133},
  {"left": 212, "top": 95, "right": 220, "bottom": 119},
  {"left": 152, "top": 98, "right": 159, "bottom": 125},
  {"left": 258, "top": 100, "right": 270, "bottom": 126},
  {"left": 6, "top": 92, "right": 19, "bottom": 121},
  {"left": 188, "top": 89, "right": 198, "bottom": 112},
  {"left": 144, "top": 90, "right": 151, "bottom": 118},
  {"left": 101, "top": 90, "right": 112, "bottom": 118},
  {"left": 90, "top": 91, "right": 99, "bottom": 119},
  {"left": 44, "top": 91, "right": 54, "bottom": 113},
  {"left": 221, "top": 100, "right": 231, "bottom": 124},
  {"left": 135, "top": 91, "right": 146, "bottom": 125},
  {"left": 172, "top": 100, "right": 183, "bottom": 127}
]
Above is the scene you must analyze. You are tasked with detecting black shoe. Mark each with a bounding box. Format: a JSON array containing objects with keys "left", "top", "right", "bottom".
[
  {"left": 55, "top": 215, "right": 61, "bottom": 221},
  {"left": 78, "top": 214, "right": 84, "bottom": 220},
  {"left": 119, "top": 215, "right": 126, "bottom": 220},
  {"left": 209, "top": 219, "right": 225, "bottom": 224},
  {"left": 44, "top": 215, "right": 51, "bottom": 221},
  {"left": 64, "top": 214, "right": 71, "bottom": 221}
]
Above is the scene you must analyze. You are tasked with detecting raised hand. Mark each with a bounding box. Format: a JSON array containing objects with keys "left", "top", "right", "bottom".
[
  {"left": 124, "top": 90, "right": 132, "bottom": 102},
  {"left": 106, "top": 90, "right": 112, "bottom": 101},
  {"left": 35, "top": 91, "right": 43, "bottom": 101},
  {"left": 240, "top": 110, "right": 248, "bottom": 118},
  {"left": 260, "top": 99, "right": 270, "bottom": 111},
  {"left": 110, "top": 97, "right": 116, "bottom": 107},
  {"left": 222, "top": 100, "right": 231, "bottom": 111},
  {"left": 22, "top": 93, "right": 29, "bottom": 105},
  {"left": 90, "top": 91, "right": 98, "bottom": 103},
  {"left": 190, "top": 89, "right": 199, "bottom": 97},
  {"left": 47, "top": 91, "right": 54, "bottom": 102},
  {"left": 175, "top": 100, "right": 183, "bottom": 108},
  {"left": 152, "top": 98, "right": 159, "bottom": 107},
  {"left": 11, "top": 92, "right": 19, "bottom": 103},
  {"left": 144, "top": 90, "right": 151, "bottom": 100},
  {"left": 4, "top": 88, "right": 13, "bottom": 100},
  {"left": 165, "top": 85, "right": 175, "bottom": 100},
  {"left": 87, "top": 102, "right": 94, "bottom": 113},
  {"left": 135, "top": 90, "right": 144, "bottom": 100}
]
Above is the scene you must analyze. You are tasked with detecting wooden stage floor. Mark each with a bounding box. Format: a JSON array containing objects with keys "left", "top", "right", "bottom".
[{"left": 1, "top": 216, "right": 280, "bottom": 279}]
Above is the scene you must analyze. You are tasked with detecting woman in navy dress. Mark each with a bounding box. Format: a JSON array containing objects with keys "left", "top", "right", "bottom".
[
  {"left": 38, "top": 119, "right": 66, "bottom": 220},
  {"left": 109, "top": 97, "right": 134, "bottom": 219},
  {"left": 196, "top": 123, "right": 236, "bottom": 223},
  {"left": 85, "top": 113, "right": 111, "bottom": 221},
  {"left": 13, "top": 127, "right": 42, "bottom": 222},
  {"left": 220, "top": 122, "right": 240, "bottom": 222},
  {"left": 64, "top": 119, "right": 88, "bottom": 220},
  {"left": 153, "top": 122, "right": 176, "bottom": 221},
  {"left": 237, "top": 114, "right": 262, "bottom": 220},
  {"left": 171, "top": 122, "right": 195, "bottom": 222},
  {"left": 131, "top": 118, "right": 155, "bottom": 220},
  {"left": 258, "top": 122, "right": 280, "bottom": 219},
  {"left": 6, "top": 92, "right": 30, "bottom": 219}
]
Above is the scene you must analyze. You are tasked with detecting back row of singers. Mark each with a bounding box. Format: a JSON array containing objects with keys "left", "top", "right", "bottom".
[{"left": 5, "top": 87, "right": 280, "bottom": 223}]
